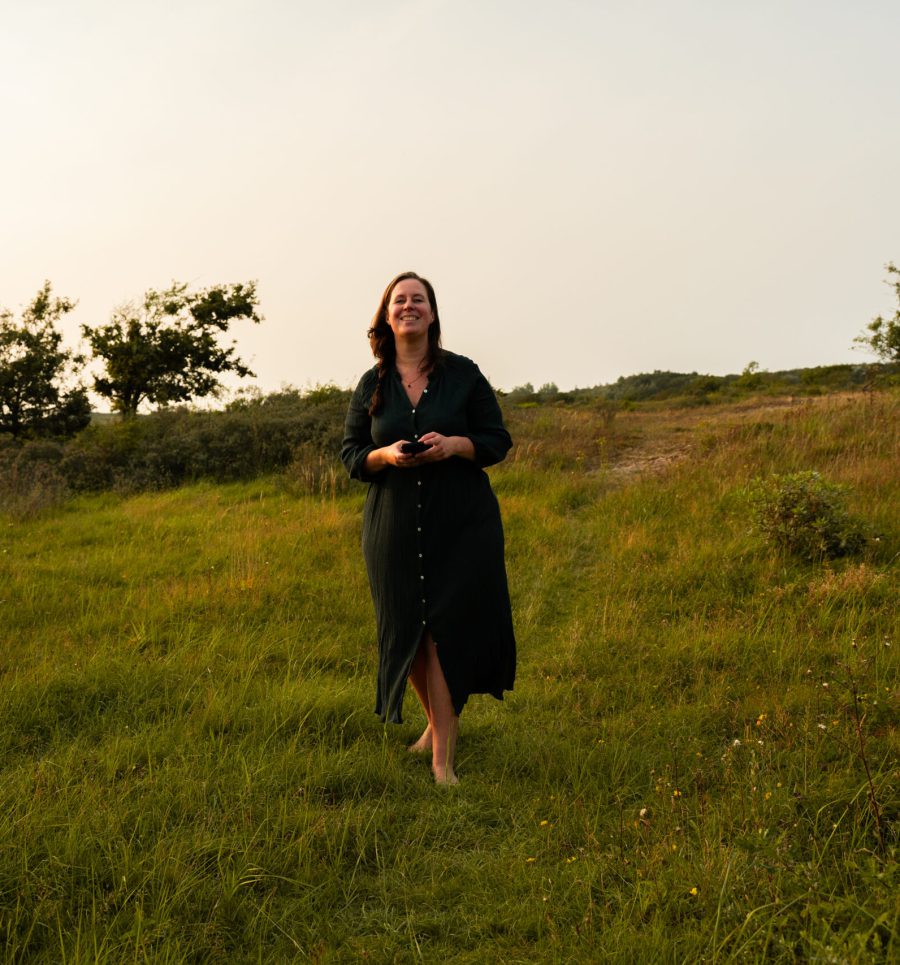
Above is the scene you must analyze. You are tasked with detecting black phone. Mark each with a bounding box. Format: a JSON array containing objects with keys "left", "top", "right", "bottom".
[{"left": 400, "top": 441, "right": 432, "bottom": 455}]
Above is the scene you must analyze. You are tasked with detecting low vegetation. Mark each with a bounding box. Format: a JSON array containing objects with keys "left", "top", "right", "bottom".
[
  {"left": 746, "top": 470, "right": 868, "bottom": 561},
  {"left": 2, "top": 361, "right": 897, "bottom": 516},
  {"left": 0, "top": 389, "right": 897, "bottom": 962},
  {"left": 0, "top": 385, "right": 352, "bottom": 514}
]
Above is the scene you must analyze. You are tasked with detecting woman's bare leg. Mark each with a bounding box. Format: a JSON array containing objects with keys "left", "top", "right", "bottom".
[
  {"left": 407, "top": 642, "right": 432, "bottom": 752},
  {"left": 423, "top": 635, "right": 459, "bottom": 784}
]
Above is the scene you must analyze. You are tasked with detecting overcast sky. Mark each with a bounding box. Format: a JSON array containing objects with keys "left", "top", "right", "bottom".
[{"left": 2, "top": 0, "right": 899, "bottom": 397}]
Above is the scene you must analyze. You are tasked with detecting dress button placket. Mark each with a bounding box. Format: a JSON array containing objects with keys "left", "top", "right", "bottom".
[{"left": 412, "top": 401, "right": 426, "bottom": 629}]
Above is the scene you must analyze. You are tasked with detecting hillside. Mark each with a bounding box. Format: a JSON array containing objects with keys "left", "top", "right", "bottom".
[{"left": 1, "top": 391, "right": 898, "bottom": 962}]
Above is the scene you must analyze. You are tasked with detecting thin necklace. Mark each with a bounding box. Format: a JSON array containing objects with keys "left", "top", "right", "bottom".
[{"left": 397, "top": 360, "right": 429, "bottom": 388}]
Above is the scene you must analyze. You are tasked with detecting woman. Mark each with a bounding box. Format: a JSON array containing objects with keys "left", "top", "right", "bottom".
[{"left": 341, "top": 271, "right": 516, "bottom": 785}]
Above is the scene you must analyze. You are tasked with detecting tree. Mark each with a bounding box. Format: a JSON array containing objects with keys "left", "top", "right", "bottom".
[
  {"left": 0, "top": 282, "right": 91, "bottom": 439},
  {"left": 82, "top": 281, "right": 262, "bottom": 417},
  {"left": 737, "top": 360, "right": 764, "bottom": 389},
  {"left": 856, "top": 262, "right": 900, "bottom": 362}
]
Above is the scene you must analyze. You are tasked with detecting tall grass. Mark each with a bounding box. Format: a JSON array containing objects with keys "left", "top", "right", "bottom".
[{"left": 1, "top": 392, "right": 897, "bottom": 962}]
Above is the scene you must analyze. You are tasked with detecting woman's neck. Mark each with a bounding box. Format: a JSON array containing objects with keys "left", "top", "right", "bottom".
[{"left": 394, "top": 336, "right": 430, "bottom": 370}]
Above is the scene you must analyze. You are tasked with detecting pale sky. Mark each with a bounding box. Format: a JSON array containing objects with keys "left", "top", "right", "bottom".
[{"left": 2, "top": 0, "right": 899, "bottom": 398}]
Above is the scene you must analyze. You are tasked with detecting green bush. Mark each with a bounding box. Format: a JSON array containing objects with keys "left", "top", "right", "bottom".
[
  {"left": 0, "top": 385, "right": 352, "bottom": 507},
  {"left": 746, "top": 470, "right": 867, "bottom": 560}
]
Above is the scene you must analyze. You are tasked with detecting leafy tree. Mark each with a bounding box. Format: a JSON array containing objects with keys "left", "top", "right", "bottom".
[
  {"left": 856, "top": 263, "right": 900, "bottom": 362},
  {"left": 736, "top": 360, "right": 765, "bottom": 390},
  {"left": 82, "top": 281, "right": 262, "bottom": 417},
  {"left": 504, "top": 382, "right": 535, "bottom": 402},
  {"left": 0, "top": 282, "right": 91, "bottom": 439}
]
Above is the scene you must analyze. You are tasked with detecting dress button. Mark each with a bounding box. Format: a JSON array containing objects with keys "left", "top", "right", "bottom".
[
  {"left": 418, "top": 553, "right": 422, "bottom": 558},
  {"left": 414, "top": 434, "right": 419, "bottom": 439},
  {"left": 423, "top": 388, "right": 428, "bottom": 393},
  {"left": 422, "top": 620, "right": 426, "bottom": 626},
  {"left": 420, "top": 575, "right": 424, "bottom": 580},
  {"left": 411, "top": 408, "right": 416, "bottom": 413},
  {"left": 417, "top": 527, "right": 421, "bottom": 532},
  {"left": 417, "top": 503, "right": 421, "bottom": 509},
  {"left": 417, "top": 480, "right": 422, "bottom": 486},
  {"left": 421, "top": 598, "right": 426, "bottom": 603}
]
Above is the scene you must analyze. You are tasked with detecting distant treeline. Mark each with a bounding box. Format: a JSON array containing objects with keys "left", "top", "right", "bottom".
[
  {"left": 1, "top": 362, "right": 896, "bottom": 514},
  {"left": 502, "top": 361, "right": 896, "bottom": 405}
]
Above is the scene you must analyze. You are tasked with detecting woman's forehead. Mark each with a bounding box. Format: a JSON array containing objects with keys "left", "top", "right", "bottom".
[{"left": 391, "top": 279, "right": 428, "bottom": 298}]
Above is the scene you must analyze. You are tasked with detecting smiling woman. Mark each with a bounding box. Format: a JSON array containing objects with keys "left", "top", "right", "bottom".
[
  {"left": 341, "top": 271, "right": 516, "bottom": 785},
  {"left": 386, "top": 278, "right": 435, "bottom": 342}
]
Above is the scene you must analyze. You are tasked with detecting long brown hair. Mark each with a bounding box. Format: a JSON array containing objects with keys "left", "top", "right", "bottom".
[{"left": 366, "top": 271, "right": 443, "bottom": 416}]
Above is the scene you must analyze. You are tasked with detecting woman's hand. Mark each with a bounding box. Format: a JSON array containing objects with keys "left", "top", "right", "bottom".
[
  {"left": 367, "top": 441, "right": 419, "bottom": 470},
  {"left": 417, "top": 433, "right": 475, "bottom": 463}
]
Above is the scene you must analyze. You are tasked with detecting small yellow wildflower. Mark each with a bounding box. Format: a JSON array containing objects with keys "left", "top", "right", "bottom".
[
  {"left": 540, "top": 820, "right": 549, "bottom": 827},
  {"left": 765, "top": 791, "right": 772, "bottom": 801},
  {"left": 525, "top": 857, "right": 536, "bottom": 864},
  {"left": 672, "top": 789, "right": 682, "bottom": 798},
  {"left": 689, "top": 887, "right": 699, "bottom": 896}
]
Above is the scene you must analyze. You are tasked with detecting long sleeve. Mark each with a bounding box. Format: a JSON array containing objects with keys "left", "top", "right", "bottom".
[
  {"left": 466, "top": 366, "right": 512, "bottom": 468},
  {"left": 341, "top": 371, "right": 381, "bottom": 481}
]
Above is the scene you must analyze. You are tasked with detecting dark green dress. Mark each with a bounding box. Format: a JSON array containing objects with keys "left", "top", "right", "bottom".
[{"left": 341, "top": 351, "right": 516, "bottom": 723}]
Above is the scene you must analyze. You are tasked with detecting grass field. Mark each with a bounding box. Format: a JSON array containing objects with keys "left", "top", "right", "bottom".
[{"left": 1, "top": 391, "right": 898, "bottom": 962}]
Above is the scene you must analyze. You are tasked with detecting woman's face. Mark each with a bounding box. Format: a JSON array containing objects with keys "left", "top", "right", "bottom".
[{"left": 386, "top": 279, "right": 435, "bottom": 340}]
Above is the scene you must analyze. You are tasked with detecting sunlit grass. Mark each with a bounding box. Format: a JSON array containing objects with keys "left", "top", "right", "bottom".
[{"left": 1, "top": 392, "right": 898, "bottom": 961}]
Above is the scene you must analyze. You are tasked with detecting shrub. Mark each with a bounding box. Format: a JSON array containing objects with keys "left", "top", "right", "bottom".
[
  {"left": 0, "top": 438, "right": 69, "bottom": 516},
  {"left": 746, "top": 471, "right": 867, "bottom": 561},
  {"left": 0, "top": 386, "right": 353, "bottom": 501}
]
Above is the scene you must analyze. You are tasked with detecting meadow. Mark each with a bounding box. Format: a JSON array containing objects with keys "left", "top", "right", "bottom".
[{"left": 1, "top": 391, "right": 898, "bottom": 962}]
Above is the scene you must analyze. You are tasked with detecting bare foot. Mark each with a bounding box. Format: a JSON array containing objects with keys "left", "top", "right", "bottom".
[
  {"left": 433, "top": 766, "right": 459, "bottom": 785},
  {"left": 408, "top": 724, "right": 432, "bottom": 753}
]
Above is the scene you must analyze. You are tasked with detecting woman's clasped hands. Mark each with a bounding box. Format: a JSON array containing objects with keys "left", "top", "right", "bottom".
[{"left": 388, "top": 432, "right": 475, "bottom": 467}]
